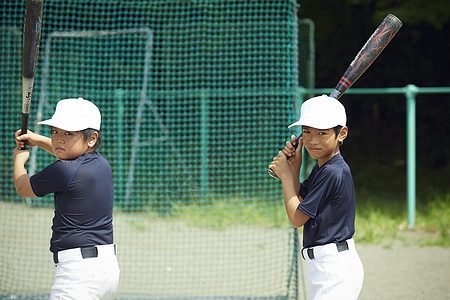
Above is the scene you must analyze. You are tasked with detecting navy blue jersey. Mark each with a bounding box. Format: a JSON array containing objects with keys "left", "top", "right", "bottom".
[
  {"left": 298, "top": 153, "right": 355, "bottom": 248},
  {"left": 30, "top": 151, "right": 114, "bottom": 253}
]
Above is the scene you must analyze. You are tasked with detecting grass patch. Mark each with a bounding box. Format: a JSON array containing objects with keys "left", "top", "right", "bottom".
[
  {"left": 171, "top": 198, "right": 288, "bottom": 229},
  {"left": 355, "top": 195, "right": 406, "bottom": 244},
  {"left": 116, "top": 191, "right": 449, "bottom": 247},
  {"left": 167, "top": 192, "right": 449, "bottom": 247},
  {"left": 355, "top": 192, "right": 450, "bottom": 247},
  {"left": 415, "top": 193, "right": 450, "bottom": 247}
]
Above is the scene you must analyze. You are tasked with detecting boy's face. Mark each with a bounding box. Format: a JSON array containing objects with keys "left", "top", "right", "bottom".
[
  {"left": 302, "top": 126, "right": 347, "bottom": 166},
  {"left": 50, "top": 127, "right": 96, "bottom": 160}
]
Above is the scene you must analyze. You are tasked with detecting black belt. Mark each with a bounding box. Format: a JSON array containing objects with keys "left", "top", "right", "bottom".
[
  {"left": 53, "top": 246, "right": 99, "bottom": 264},
  {"left": 302, "top": 240, "right": 349, "bottom": 260}
]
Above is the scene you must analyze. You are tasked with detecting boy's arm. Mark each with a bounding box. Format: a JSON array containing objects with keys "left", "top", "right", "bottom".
[
  {"left": 13, "top": 148, "right": 37, "bottom": 198},
  {"left": 283, "top": 135, "right": 302, "bottom": 195},
  {"left": 269, "top": 138, "right": 309, "bottom": 228},
  {"left": 15, "top": 130, "right": 55, "bottom": 156},
  {"left": 273, "top": 149, "right": 309, "bottom": 228},
  {"left": 289, "top": 157, "right": 301, "bottom": 196},
  {"left": 280, "top": 170, "right": 310, "bottom": 228}
]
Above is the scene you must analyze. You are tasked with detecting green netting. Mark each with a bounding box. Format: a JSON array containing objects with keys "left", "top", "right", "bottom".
[{"left": 1, "top": 0, "right": 314, "bottom": 299}]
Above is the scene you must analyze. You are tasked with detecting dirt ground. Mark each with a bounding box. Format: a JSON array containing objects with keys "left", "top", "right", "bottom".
[
  {"left": 1, "top": 202, "right": 449, "bottom": 299},
  {"left": 356, "top": 234, "right": 450, "bottom": 300}
]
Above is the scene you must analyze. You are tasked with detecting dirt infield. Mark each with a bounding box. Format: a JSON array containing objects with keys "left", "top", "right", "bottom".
[
  {"left": 1, "top": 202, "right": 448, "bottom": 299},
  {"left": 357, "top": 238, "right": 449, "bottom": 300}
]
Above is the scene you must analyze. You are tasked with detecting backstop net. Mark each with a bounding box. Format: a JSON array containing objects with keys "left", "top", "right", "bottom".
[{"left": 0, "top": 1, "right": 314, "bottom": 299}]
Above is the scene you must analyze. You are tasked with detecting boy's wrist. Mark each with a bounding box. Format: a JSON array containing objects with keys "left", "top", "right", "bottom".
[
  {"left": 14, "top": 158, "right": 26, "bottom": 167},
  {"left": 280, "top": 170, "right": 294, "bottom": 182},
  {"left": 290, "top": 160, "right": 302, "bottom": 171}
]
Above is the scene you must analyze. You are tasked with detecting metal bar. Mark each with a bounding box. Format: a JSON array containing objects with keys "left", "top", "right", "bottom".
[
  {"left": 405, "top": 85, "right": 418, "bottom": 227},
  {"left": 308, "top": 86, "right": 450, "bottom": 95}
]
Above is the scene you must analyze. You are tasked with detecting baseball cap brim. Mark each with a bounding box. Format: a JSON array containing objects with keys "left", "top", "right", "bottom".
[
  {"left": 288, "top": 118, "right": 345, "bottom": 130},
  {"left": 38, "top": 118, "right": 95, "bottom": 132}
]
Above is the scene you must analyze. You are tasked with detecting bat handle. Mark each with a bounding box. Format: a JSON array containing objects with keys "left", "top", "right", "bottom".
[
  {"left": 329, "top": 89, "right": 342, "bottom": 100},
  {"left": 19, "top": 113, "right": 29, "bottom": 150},
  {"left": 268, "top": 134, "right": 301, "bottom": 179}
]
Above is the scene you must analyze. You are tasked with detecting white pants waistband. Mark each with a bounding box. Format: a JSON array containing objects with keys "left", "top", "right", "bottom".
[
  {"left": 302, "top": 238, "right": 355, "bottom": 261},
  {"left": 52, "top": 244, "right": 116, "bottom": 264}
]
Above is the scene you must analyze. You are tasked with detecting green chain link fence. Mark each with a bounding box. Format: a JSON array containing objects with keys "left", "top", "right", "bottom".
[{"left": 1, "top": 1, "right": 314, "bottom": 298}]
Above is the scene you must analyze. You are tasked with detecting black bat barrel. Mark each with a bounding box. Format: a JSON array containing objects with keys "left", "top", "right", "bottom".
[
  {"left": 22, "top": 0, "right": 44, "bottom": 79},
  {"left": 330, "top": 14, "right": 402, "bottom": 100}
]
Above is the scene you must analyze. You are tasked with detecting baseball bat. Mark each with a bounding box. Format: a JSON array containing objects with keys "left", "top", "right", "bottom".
[
  {"left": 329, "top": 14, "right": 403, "bottom": 100},
  {"left": 268, "top": 14, "right": 402, "bottom": 179},
  {"left": 20, "top": 0, "right": 44, "bottom": 149}
]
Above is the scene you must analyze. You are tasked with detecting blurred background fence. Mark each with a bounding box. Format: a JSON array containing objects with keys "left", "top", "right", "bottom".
[{"left": 0, "top": 1, "right": 315, "bottom": 299}]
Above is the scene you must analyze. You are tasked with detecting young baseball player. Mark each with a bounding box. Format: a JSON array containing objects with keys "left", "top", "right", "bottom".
[
  {"left": 269, "top": 95, "right": 364, "bottom": 299},
  {"left": 13, "top": 98, "right": 120, "bottom": 300}
]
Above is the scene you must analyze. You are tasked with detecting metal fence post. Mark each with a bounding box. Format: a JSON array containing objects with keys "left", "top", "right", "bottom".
[{"left": 404, "top": 84, "right": 419, "bottom": 227}]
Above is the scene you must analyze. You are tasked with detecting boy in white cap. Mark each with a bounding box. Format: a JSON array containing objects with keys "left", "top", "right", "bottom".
[
  {"left": 269, "top": 95, "right": 364, "bottom": 299},
  {"left": 13, "top": 98, "right": 120, "bottom": 300}
]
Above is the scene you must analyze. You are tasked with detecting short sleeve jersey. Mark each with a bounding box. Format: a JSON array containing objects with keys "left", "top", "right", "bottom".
[
  {"left": 30, "top": 151, "right": 114, "bottom": 253},
  {"left": 298, "top": 153, "right": 356, "bottom": 248}
]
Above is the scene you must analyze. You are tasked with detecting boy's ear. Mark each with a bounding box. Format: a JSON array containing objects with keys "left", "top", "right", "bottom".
[
  {"left": 87, "top": 131, "right": 99, "bottom": 148},
  {"left": 338, "top": 126, "right": 348, "bottom": 143}
]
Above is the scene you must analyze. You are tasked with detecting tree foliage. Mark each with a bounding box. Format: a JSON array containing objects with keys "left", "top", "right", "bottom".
[{"left": 372, "top": 0, "right": 450, "bottom": 29}]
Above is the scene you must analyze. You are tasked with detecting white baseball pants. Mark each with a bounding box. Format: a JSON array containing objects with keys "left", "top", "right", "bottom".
[
  {"left": 50, "top": 244, "right": 120, "bottom": 300},
  {"left": 302, "top": 238, "right": 364, "bottom": 300}
]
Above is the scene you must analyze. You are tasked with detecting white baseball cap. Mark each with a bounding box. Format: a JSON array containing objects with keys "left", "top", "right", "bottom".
[
  {"left": 288, "top": 95, "right": 346, "bottom": 129},
  {"left": 38, "top": 98, "right": 101, "bottom": 131}
]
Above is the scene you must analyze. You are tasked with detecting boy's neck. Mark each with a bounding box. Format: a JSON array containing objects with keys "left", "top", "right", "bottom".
[{"left": 318, "top": 150, "right": 340, "bottom": 168}]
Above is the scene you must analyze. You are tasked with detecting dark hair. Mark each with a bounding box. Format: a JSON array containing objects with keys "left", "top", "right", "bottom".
[
  {"left": 81, "top": 128, "right": 102, "bottom": 151},
  {"left": 333, "top": 125, "right": 343, "bottom": 146},
  {"left": 333, "top": 125, "right": 343, "bottom": 136}
]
